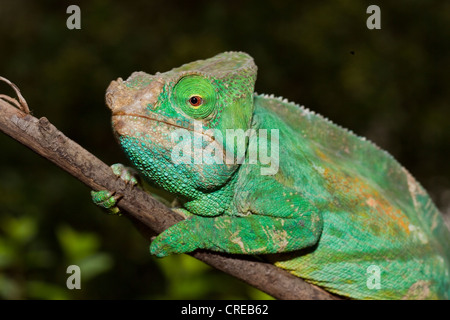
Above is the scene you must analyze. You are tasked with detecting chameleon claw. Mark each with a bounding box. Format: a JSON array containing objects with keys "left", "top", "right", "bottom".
[
  {"left": 149, "top": 219, "right": 201, "bottom": 257},
  {"left": 91, "top": 190, "right": 122, "bottom": 216},
  {"left": 111, "top": 163, "right": 139, "bottom": 186},
  {"left": 91, "top": 163, "right": 139, "bottom": 216}
]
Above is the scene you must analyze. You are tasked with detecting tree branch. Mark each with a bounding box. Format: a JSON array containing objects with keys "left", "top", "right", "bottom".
[{"left": 0, "top": 81, "right": 340, "bottom": 300}]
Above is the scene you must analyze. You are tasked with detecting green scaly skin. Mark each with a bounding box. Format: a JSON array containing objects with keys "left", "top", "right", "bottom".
[{"left": 93, "top": 52, "right": 450, "bottom": 299}]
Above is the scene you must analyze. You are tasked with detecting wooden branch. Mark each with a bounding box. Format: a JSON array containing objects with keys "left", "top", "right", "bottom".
[{"left": 0, "top": 81, "right": 339, "bottom": 300}]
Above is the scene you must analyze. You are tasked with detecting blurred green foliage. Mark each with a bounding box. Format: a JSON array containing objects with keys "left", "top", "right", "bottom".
[{"left": 0, "top": 0, "right": 449, "bottom": 299}]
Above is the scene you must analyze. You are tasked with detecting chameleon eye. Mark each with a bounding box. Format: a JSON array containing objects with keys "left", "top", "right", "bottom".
[
  {"left": 189, "top": 95, "right": 203, "bottom": 107},
  {"left": 174, "top": 75, "right": 217, "bottom": 119}
]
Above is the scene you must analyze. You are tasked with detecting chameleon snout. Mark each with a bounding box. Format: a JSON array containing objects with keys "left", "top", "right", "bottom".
[
  {"left": 105, "top": 78, "right": 121, "bottom": 112},
  {"left": 105, "top": 75, "right": 164, "bottom": 116},
  {"left": 105, "top": 75, "right": 166, "bottom": 138}
]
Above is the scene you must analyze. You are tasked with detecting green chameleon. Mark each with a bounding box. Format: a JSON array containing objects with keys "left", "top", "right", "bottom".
[{"left": 92, "top": 52, "right": 450, "bottom": 299}]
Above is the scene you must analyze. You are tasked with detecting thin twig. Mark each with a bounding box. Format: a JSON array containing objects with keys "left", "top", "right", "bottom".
[{"left": 0, "top": 76, "right": 30, "bottom": 113}]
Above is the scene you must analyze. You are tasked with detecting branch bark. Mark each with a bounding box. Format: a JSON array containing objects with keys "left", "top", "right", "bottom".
[{"left": 0, "top": 85, "right": 340, "bottom": 300}]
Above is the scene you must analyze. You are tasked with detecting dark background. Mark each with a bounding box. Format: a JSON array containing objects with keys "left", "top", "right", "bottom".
[{"left": 0, "top": 0, "right": 449, "bottom": 299}]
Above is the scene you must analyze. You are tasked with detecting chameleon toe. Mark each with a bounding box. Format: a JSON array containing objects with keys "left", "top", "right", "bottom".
[{"left": 91, "top": 190, "right": 121, "bottom": 215}]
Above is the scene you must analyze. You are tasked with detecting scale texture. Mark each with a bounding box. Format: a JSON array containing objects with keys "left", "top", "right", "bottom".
[{"left": 97, "top": 52, "right": 450, "bottom": 299}]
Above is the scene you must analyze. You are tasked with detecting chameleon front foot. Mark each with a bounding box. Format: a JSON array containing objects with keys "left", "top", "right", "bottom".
[
  {"left": 150, "top": 219, "right": 201, "bottom": 257},
  {"left": 91, "top": 190, "right": 122, "bottom": 215},
  {"left": 91, "top": 163, "right": 139, "bottom": 215},
  {"left": 110, "top": 163, "right": 139, "bottom": 186}
]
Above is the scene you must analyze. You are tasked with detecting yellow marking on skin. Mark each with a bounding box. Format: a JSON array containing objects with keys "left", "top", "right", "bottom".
[
  {"left": 403, "top": 168, "right": 426, "bottom": 211},
  {"left": 324, "top": 167, "right": 411, "bottom": 235},
  {"left": 230, "top": 231, "right": 246, "bottom": 252},
  {"left": 366, "top": 197, "right": 377, "bottom": 208}
]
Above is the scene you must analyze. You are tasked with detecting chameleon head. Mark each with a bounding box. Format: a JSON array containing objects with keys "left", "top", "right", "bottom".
[{"left": 105, "top": 52, "right": 257, "bottom": 196}]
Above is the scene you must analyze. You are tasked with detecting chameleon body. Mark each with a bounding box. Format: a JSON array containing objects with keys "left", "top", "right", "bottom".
[{"left": 97, "top": 52, "right": 450, "bottom": 299}]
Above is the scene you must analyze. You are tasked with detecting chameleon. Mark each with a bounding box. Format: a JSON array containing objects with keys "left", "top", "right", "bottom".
[{"left": 92, "top": 52, "right": 450, "bottom": 299}]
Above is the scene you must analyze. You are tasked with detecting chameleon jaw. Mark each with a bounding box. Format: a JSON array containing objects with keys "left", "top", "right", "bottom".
[
  {"left": 111, "top": 112, "right": 189, "bottom": 138},
  {"left": 111, "top": 112, "right": 219, "bottom": 147}
]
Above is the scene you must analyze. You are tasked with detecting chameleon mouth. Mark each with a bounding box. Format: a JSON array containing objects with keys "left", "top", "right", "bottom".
[
  {"left": 112, "top": 112, "right": 218, "bottom": 144},
  {"left": 113, "top": 111, "right": 189, "bottom": 131}
]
